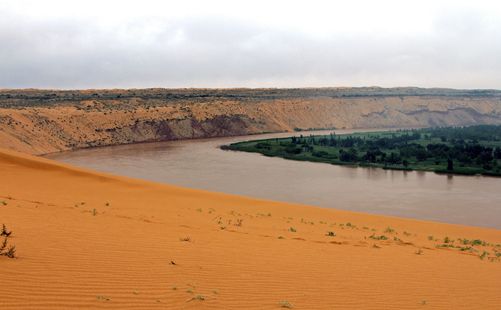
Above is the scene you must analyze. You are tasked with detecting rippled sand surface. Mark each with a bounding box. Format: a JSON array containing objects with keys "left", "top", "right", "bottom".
[{"left": 1, "top": 148, "right": 501, "bottom": 309}]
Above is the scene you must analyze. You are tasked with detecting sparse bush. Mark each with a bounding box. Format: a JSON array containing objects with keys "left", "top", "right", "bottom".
[
  {"left": 471, "top": 239, "right": 485, "bottom": 246},
  {"left": 187, "top": 294, "right": 205, "bottom": 302},
  {"left": 1, "top": 224, "right": 12, "bottom": 237},
  {"left": 384, "top": 226, "right": 395, "bottom": 234},
  {"left": 0, "top": 237, "right": 7, "bottom": 252},
  {"left": 480, "top": 251, "right": 489, "bottom": 260},
  {"left": 0, "top": 225, "right": 16, "bottom": 259},
  {"left": 369, "top": 234, "right": 388, "bottom": 240}
]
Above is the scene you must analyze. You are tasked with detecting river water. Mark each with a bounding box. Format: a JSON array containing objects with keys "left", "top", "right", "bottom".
[{"left": 46, "top": 129, "right": 501, "bottom": 228}]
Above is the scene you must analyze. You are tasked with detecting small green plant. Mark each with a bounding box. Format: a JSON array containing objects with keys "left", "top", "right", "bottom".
[
  {"left": 471, "top": 239, "right": 485, "bottom": 246},
  {"left": 325, "top": 231, "right": 336, "bottom": 237},
  {"left": 436, "top": 243, "right": 455, "bottom": 249},
  {"left": 384, "top": 226, "right": 395, "bottom": 234},
  {"left": 345, "top": 222, "right": 356, "bottom": 228},
  {"left": 187, "top": 294, "right": 205, "bottom": 302},
  {"left": 279, "top": 300, "right": 293, "bottom": 308},
  {"left": 369, "top": 234, "right": 388, "bottom": 240},
  {"left": 443, "top": 236, "right": 451, "bottom": 244}
]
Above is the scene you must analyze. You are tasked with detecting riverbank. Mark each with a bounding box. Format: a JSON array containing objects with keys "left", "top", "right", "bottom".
[
  {"left": 2, "top": 87, "right": 501, "bottom": 155},
  {"left": 47, "top": 129, "right": 501, "bottom": 228},
  {"left": 223, "top": 126, "right": 501, "bottom": 177},
  {"left": 1, "top": 147, "right": 500, "bottom": 309}
]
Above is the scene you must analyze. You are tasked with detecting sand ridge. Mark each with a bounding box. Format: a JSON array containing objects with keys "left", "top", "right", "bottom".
[{"left": 0, "top": 148, "right": 500, "bottom": 309}]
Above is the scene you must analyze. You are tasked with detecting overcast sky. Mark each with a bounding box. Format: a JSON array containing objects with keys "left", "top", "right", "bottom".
[{"left": 1, "top": 0, "right": 500, "bottom": 89}]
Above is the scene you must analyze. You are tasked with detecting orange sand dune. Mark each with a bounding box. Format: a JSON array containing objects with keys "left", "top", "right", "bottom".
[{"left": 0, "top": 148, "right": 500, "bottom": 309}]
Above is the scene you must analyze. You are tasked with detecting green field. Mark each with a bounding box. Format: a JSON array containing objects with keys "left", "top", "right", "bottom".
[{"left": 222, "top": 125, "right": 501, "bottom": 177}]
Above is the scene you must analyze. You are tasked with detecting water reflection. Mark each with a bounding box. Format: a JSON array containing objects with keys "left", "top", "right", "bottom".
[{"left": 447, "top": 174, "right": 454, "bottom": 187}]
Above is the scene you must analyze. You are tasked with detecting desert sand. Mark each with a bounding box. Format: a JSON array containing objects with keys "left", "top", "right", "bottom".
[{"left": 0, "top": 147, "right": 500, "bottom": 309}]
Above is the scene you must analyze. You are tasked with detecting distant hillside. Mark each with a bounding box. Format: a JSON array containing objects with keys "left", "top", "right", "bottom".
[{"left": 1, "top": 87, "right": 501, "bottom": 154}]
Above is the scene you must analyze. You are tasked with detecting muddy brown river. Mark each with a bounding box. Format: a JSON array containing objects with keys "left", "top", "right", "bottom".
[{"left": 46, "top": 129, "right": 501, "bottom": 228}]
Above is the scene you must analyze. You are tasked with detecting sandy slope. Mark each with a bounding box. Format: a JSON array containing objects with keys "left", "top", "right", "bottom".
[{"left": 0, "top": 148, "right": 500, "bottom": 309}]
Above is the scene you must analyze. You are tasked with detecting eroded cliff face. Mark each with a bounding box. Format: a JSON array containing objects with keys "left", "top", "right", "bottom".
[{"left": 1, "top": 88, "right": 500, "bottom": 155}]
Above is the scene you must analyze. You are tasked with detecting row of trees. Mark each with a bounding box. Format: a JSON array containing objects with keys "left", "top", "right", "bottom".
[
  {"left": 286, "top": 126, "right": 501, "bottom": 170},
  {"left": 291, "top": 132, "right": 423, "bottom": 149}
]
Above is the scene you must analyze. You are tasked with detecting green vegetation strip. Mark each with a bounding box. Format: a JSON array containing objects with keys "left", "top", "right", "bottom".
[{"left": 222, "top": 125, "right": 501, "bottom": 177}]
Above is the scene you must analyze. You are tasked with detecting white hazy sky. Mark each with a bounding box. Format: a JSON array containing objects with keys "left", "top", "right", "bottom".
[{"left": 1, "top": 0, "right": 501, "bottom": 89}]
